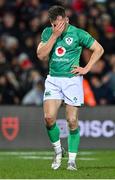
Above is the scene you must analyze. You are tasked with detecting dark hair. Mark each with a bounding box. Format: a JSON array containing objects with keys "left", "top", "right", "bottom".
[{"left": 48, "top": 5, "right": 66, "bottom": 22}]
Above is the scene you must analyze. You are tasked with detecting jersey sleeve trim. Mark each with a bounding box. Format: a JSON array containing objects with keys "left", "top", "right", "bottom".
[{"left": 87, "top": 38, "right": 95, "bottom": 48}]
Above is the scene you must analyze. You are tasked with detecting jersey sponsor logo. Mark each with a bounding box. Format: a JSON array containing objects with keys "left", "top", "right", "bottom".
[
  {"left": 52, "top": 58, "right": 69, "bottom": 62},
  {"left": 65, "top": 37, "right": 73, "bottom": 45},
  {"left": 55, "top": 46, "right": 66, "bottom": 57}
]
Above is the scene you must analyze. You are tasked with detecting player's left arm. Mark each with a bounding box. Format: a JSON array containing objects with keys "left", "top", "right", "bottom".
[{"left": 71, "top": 40, "right": 104, "bottom": 75}]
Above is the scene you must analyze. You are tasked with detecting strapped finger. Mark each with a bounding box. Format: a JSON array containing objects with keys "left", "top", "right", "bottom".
[
  {"left": 75, "top": 72, "right": 81, "bottom": 76},
  {"left": 72, "top": 65, "right": 79, "bottom": 68},
  {"left": 71, "top": 70, "right": 79, "bottom": 74}
]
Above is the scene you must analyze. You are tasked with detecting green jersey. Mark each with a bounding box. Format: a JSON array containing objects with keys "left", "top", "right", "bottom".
[{"left": 41, "top": 24, "right": 95, "bottom": 77}]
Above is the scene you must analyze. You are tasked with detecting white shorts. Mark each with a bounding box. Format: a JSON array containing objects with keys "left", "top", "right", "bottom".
[{"left": 43, "top": 75, "right": 84, "bottom": 106}]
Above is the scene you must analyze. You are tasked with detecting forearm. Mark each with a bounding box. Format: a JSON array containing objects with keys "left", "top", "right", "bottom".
[
  {"left": 85, "top": 47, "right": 104, "bottom": 71},
  {"left": 37, "top": 34, "right": 57, "bottom": 61}
]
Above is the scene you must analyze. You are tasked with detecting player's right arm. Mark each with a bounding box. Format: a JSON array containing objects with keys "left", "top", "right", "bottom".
[{"left": 37, "top": 22, "right": 65, "bottom": 61}]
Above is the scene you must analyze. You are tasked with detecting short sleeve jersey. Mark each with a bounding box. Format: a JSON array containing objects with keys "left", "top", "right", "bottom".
[{"left": 41, "top": 24, "right": 95, "bottom": 77}]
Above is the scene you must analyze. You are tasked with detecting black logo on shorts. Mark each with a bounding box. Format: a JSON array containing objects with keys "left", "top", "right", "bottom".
[
  {"left": 45, "top": 91, "right": 51, "bottom": 96},
  {"left": 73, "top": 97, "right": 77, "bottom": 103}
]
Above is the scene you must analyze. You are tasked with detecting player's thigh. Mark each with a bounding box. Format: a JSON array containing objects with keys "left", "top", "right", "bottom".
[
  {"left": 65, "top": 104, "right": 79, "bottom": 129},
  {"left": 44, "top": 99, "right": 62, "bottom": 125}
]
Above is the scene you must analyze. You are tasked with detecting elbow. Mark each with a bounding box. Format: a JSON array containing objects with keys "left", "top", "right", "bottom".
[
  {"left": 98, "top": 45, "right": 104, "bottom": 56},
  {"left": 100, "top": 46, "right": 104, "bottom": 55},
  {"left": 37, "top": 52, "right": 48, "bottom": 61},
  {"left": 37, "top": 51, "right": 44, "bottom": 61},
  {"left": 94, "top": 44, "right": 104, "bottom": 58}
]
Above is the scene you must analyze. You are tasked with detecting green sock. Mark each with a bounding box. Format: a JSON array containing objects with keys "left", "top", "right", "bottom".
[
  {"left": 46, "top": 123, "right": 60, "bottom": 143},
  {"left": 68, "top": 128, "right": 80, "bottom": 153}
]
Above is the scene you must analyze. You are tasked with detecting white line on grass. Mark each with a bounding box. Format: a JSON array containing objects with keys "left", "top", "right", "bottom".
[
  {"left": 0, "top": 152, "right": 39, "bottom": 155},
  {"left": 0, "top": 151, "right": 96, "bottom": 156},
  {"left": 19, "top": 156, "right": 98, "bottom": 161}
]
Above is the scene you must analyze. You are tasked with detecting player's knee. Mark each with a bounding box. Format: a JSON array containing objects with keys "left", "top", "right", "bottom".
[
  {"left": 44, "top": 114, "right": 55, "bottom": 127},
  {"left": 67, "top": 117, "right": 78, "bottom": 130}
]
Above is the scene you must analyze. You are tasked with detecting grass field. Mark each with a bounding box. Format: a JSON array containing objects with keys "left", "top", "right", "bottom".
[{"left": 0, "top": 150, "right": 115, "bottom": 179}]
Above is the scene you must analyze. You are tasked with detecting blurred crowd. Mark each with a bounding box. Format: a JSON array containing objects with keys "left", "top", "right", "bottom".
[{"left": 0, "top": 0, "right": 115, "bottom": 105}]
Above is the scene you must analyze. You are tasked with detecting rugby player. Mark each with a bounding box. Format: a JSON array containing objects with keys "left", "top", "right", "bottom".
[{"left": 37, "top": 5, "right": 104, "bottom": 170}]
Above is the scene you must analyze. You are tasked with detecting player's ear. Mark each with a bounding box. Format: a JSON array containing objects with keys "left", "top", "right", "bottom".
[
  {"left": 66, "top": 17, "right": 69, "bottom": 24},
  {"left": 51, "top": 23, "right": 54, "bottom": 28}
]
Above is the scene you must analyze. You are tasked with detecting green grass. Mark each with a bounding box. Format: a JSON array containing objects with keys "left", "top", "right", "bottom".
[{"left": 0, "top": 150, "right": 115, "bottom": 179}]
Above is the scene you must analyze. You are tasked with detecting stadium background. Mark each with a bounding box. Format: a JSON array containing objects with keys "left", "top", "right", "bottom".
[{"left": 0, "top": 0, "right": 115, "bottom": 178}]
